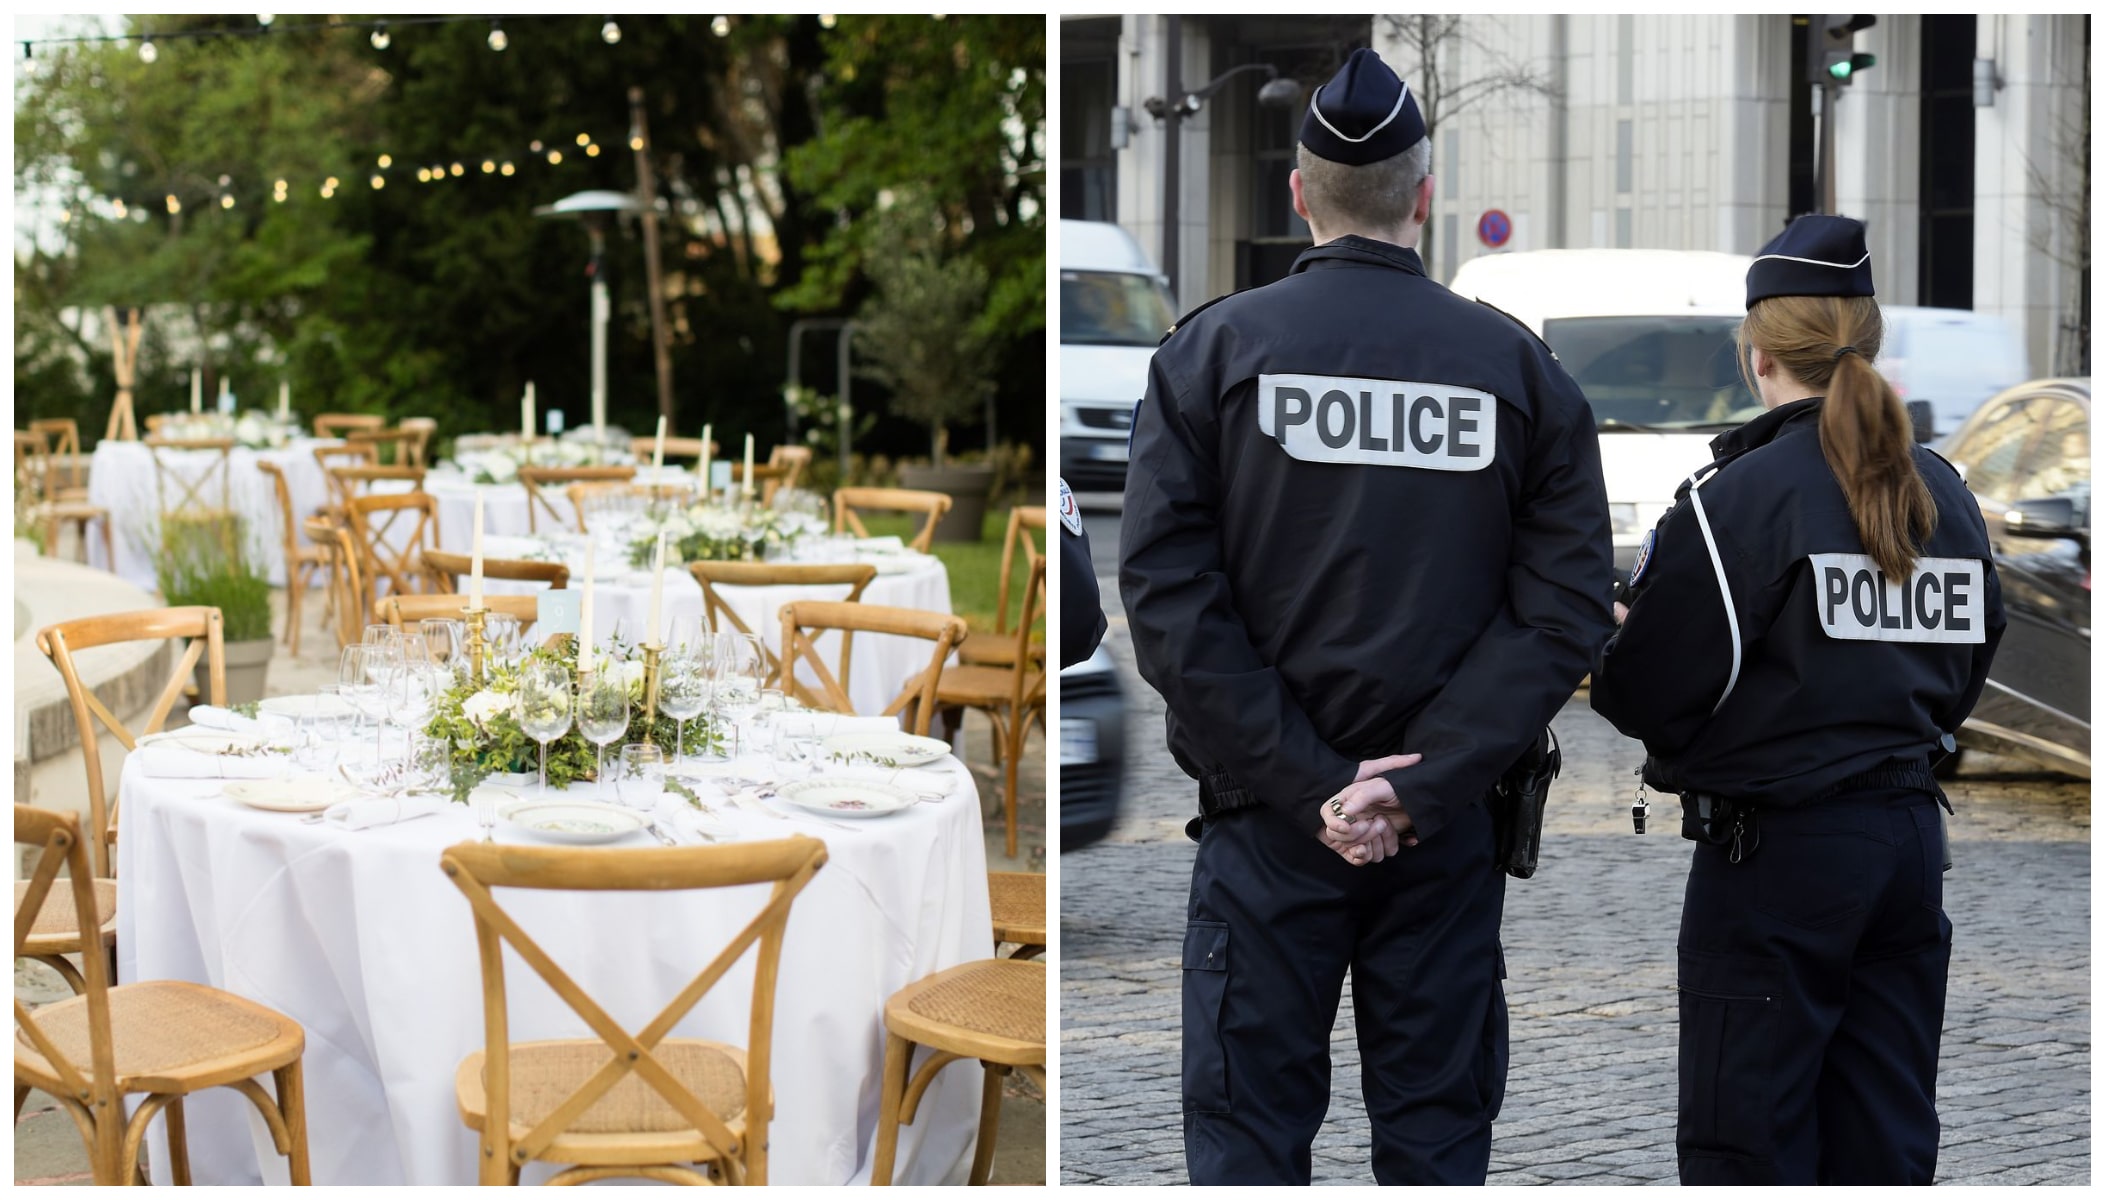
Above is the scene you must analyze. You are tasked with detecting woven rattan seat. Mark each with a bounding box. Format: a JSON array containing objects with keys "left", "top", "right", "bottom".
[
  {"left": 957, "top": 630, "right": 1047, "bottom": 668},
  {"left": 456, "top": 1039, "right": 748, "bottom": 1147},
  {"left": 872, "top": 958, "right": 1046, "bottom": 1186},
  {"left": 987, "top": 872, "right": 1045, "bottom": 957},
  {"left": 934, "top": 555, "right": 1046, "bottom": 858},
  {"left": 17, "top": 878, "right": 118, "bottom": 950},
  {"left": 16, "top": 980, "right": 299, "bottom": 1091}
]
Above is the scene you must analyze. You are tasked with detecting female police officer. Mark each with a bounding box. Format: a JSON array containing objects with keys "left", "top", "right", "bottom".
[{"left": 1590, "top": 215, "right": 2004, "bottom": 1185}]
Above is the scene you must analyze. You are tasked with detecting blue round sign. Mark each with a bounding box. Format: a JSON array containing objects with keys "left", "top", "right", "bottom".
[{"left": 1478, "top": 209, "right": 1513, "bottom": 249}]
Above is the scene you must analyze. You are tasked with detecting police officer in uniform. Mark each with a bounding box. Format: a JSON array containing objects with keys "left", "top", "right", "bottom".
[
  {"left": 1120, "top": 49, "right": 1614, "bottom": 1185},
  {"left": 1059, "top": 477, "right": 1108, "bottom": 668},
  {"left": 1590, "top": 216, "right": 2005, "bottom": 1184}
]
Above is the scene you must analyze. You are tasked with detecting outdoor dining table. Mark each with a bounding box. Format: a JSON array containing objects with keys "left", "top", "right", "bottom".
[
  {"left": 115, "top": 730, "right": 995, "bottom": 1185},
  {"left": 422, "top": 465, "right": 695, "bottom": 551},
  {"left": 86, "top": 437, "right": 339, "bottom": 589}
]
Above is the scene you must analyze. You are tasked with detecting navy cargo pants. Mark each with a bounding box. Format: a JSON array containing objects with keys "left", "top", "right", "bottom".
[
  {"left": 1183, "top": 799, "right": 1508, "bottom": 1185},
  {"left": 1676, "top": 788, "right": 1952, "bottom": 1183}
]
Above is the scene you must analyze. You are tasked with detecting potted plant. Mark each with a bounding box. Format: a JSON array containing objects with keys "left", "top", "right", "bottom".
[
  {"left": 154, "top": 516, "right": 276, "bottom": 705},
  {"left": 856, "top": 199, "right": 999, "bottom": 543}
]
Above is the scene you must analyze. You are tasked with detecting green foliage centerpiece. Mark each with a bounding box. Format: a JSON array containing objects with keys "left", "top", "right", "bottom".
[
  {"left": 425, "top": 636, "right": 722, "bottom": 803},
  {"left": 625, "top": 502, "right": 821, "bottom": 569}
]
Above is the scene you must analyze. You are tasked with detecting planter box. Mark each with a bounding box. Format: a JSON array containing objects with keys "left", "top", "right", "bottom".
[{"left": 897, "top": 464, "right": 996, "bottom": 544}]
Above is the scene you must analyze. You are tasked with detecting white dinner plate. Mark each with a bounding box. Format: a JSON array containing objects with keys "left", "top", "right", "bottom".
[
  {"left": 503, "top": 801, "right": 649, "bottom": 844},
  {"left": 258, "top": 694, "right": 358, "bottom": 720},
  {"left": 821, "top": 733, "right": 951, "bottom": 769},
  {"left": 225, "top": 779, "right": 358, "bottom": 814},
  {"left": 778, "top": 778, "right": 917, "bottom": 818}
]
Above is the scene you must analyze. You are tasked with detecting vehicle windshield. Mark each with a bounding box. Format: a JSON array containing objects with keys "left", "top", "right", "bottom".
[
  {"left": 1062, "top": 269, "right": 1176, "bottom": 347},
  {"left": 1543, "top": 316, "right": 1763, "bottom": 431}
]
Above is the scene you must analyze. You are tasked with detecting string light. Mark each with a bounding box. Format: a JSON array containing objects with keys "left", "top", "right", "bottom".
[
  {"left": 165, "top": 194, "right": 180, "bottom": 214},
  {"left": 377, "top": 154, "right": 392, "bottom": 169},
  {"left": 449, "top": 162, "right": 464, "bottom": 177},
  {"left": 487, "top": 21, "right": 507, "bottom": 52},
  {"left": 256, "top": 15, "right": 274, "bottom": 28},
  {"left": 138, "top": 38, "right": 158, "bottom": 64},
  {"left": 325, "top": 176, "right": 340, "bottom": 190},
  {"left": 530, "top": 140, "right": 544, "bottom": 153},
  {"left": 370, "top": 24, "right": 390, "bottom": 50},
  {"left": 499, "top": 161, "right": 516, "bottom": 176},
  {"left": 711, "top": 16, "right": 730, "bottom": 38},
  {"left": 629, "top": 135, "right": 644, "bottom": 151},
  {"left": 576, "top": 133, "right": 591, "bottom": 147},
  {"left": 370, "top": 174, "right": 385, "bottom": 189},
  {"left": 417, "top": 167, "right": 431, "bottom": 182},
  {"left": 113, "top": 199, "right": 128, "bottom": 219},
  {"left": 585, "top": 143, "right": 601, "bottom": 157},
  {"left": 819, "top": 14, "right": 837, "bottom": 29},
  {"left": 220, "top": 194, "right": 235, "bottom": 209},
  {"left": 547, "top": 150, "right": 563, "bottom": 165},
  {"left": 601, "top": 19, "right": 621, "bottom": 45},
  {"left": 481, "top": 159, "right": 496, "bottom": 174}
]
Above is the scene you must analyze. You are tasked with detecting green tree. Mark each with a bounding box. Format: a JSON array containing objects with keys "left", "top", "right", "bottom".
[{"left": 853, "top": 198, "right": 999, "bottom": 466}]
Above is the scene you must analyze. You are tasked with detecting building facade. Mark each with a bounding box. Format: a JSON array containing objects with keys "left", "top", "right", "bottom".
[{"left": 1062, "top": 14, "right": 2088, "bottom": 376}]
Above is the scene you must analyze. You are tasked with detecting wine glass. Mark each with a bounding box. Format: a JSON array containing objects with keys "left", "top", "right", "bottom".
[
  {"left": 515, "top": 661, "right": 574, "bottom": 802},
  {"left": 338, "top": 644, "right": 392, "bottom": 758},
  {"left": 424, "top": 619, "right": 467, "bottom": 676},
  {"left": 714, "top": 633, "right": 765, "bottom": 758},
  {"left": 386, "top": 660, "right": 443, "bottom": 775},
  {"left": 615, "top": 743, "right": 666, "bottom": 811},
  {"left": 576, "top": 663, "right": 632, "bottom": 803},
  {"left": 657, "top": 648, "right": 709, "bottom": 763}
]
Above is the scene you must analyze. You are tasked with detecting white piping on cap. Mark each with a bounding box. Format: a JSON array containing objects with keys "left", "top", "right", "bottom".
[
  {"left": 1310, "top": 79, "right": 1412, "bottom": 144},
  {"left": 1685, "top": 466, "right": 1742, "bottom": 715},
  {"left": 1749, "top": 251, "right": 1872, "bottom": 269}
]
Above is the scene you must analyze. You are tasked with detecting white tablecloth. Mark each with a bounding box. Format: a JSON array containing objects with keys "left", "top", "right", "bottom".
[
  {"left": 87, "top": 438, "right": 339, "bottom": 589},
  {"left": 425, "top": 467, "right": 698, "bottom": 551},
  {"left": 115, "top": 751, "right": 996, "bottom": 1185},
  {"left": 479, "top": 537, "right": 953, "bottom": 718}
]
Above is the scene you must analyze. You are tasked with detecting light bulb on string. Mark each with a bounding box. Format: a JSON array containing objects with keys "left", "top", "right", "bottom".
[
  {"left": 576, "top": 133, "right": 591, "bottom": 147},
  {"left": 819, "top": 14, "right": 837, "bottom": 29},
  {"left": 602, "top": 19, "right": 621, "bottom": 45},
  {"left": 500, "top": 161, "right": 516, "bottom": 177},
  {"left": 377, "top": 154, "right": 392, "bottom": 169},
  {"left": 530, "top": 140, "right": 544, "bottom": 153},
  {"left": 417, "top": 167, "right": 431, "bottom": 183},
  {"left": 165, "top": 194, "right": 180, "bottom": 214},
  {"left": 629, "top": 135, "right": 644, "bottom": 151},
  {"left": 370, "top": 174, "right": 385, "bottom": 190},
  {"left": 138, "top": 38, "right": 158, "bottom": 64},
  {"left": 113, "top": 199, "right": 128, "bottom": 219},
  {"left": 487, "top": 21, "right": 507, "bottom": 52},
  {"left": 449, "top": 162, "right": 464, "bottom": 177},
  {"left": 711, "top": 16, "right": 730, "bottom": 38},
  {"left": 481, "top": 159, "right": 496, "bottom": 174},
  {"left": 547, "top": 150, "right": 563, "bottom": 165},
  {"left": 325, "top": 176, "right": 340, "bottom": 190},
  {"left": 256, "top": 15, "right": 274, "bottom": 28},
  {"left": 585, "top": 143, "right": 601, "bottom": 157},
  {"left": 370, "top": 24, "right": 390, "bottom": 50},
  {"left": 220, "top": 194, "right": 235, "bottom": 209}
]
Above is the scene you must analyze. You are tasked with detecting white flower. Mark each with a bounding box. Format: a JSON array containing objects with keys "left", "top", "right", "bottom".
[
  {"left": 461, "top": 689, "right": 510, "bottom": 728},
  {"left": 486, "top": 455, "right": 519, "bottom": 483},
  {"left": 621, "top": 660, "right": 647, "bottom": 697}
]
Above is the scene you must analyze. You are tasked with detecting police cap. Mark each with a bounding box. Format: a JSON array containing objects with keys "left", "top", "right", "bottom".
[
  {"left": 1299, "top": 48, "right": 1426, "bottom": 166},
  {"left": 1746, "top": 214, "right": 1876, "bottom": 308}
]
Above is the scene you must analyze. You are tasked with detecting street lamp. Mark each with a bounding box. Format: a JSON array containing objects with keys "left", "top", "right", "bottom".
[
  {"left": 535, "top": 189, "right": 640, "bottom": 446},
  {"left": 1142, "top": 21, "right": 1304, "bottom": 295}
]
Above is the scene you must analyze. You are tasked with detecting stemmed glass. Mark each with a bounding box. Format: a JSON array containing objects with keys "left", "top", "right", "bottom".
[
  {"left": 714, "top": 633, "right": 766, "bottom": 759},
  {"left": 515, "top": 661, "right": 575, "bottom": 804},
  {"left": 657, "top": 648, "right": 709, "bottom": 763},
  {"left": 386, "top": 660, "right": 443, "bottom": 778},
  {"left": 576, "top": 662, "right": 632, "bottom": 803},
  {"left": 338, "top": 644, "right": 392, "bottom": 759}
]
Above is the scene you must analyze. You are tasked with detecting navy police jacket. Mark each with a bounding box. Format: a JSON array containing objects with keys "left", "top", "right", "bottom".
[
  {"left": 1119, "top": 236, "right": 1615, "bottom": 842},
  {"left": 1059, "top": 479, "right": 1109, "bottom": 669},
  {"left": 1591, "top": 397, "right": 2005, "bottom": 805}
]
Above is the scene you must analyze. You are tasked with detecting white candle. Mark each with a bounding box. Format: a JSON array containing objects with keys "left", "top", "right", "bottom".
[
  {"left": 700, "top": 424, "right": 712, "bottom": 498},
  {"left": 652, "top": 414, "right": 667, "bottom": 474},
  {"left": 742, "top": 434, "right": 755, "bottom": 498},
  {"left": 469, "top": 492, "right": 486, "bottom": 609},
  {"left": 278, "top": 380, "right": 290, "bottom": 422},
  {"left": 647, "top": 530, "right": 668, "bottom": 646},
  {"left": 521, "top": 389, "right": 532, "bottom": 442},
  {"left": 579, "top": 541, "right": 596, "bottom": 676},
  {"left": 190, "top": 368, "right": 202, "bottom": 414}
]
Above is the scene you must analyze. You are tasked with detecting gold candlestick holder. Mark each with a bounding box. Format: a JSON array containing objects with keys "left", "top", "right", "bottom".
[
  {"left": 462, "top": 605, "right": 490, "bottom": 684},
  {"left": 640, "top": 643, "right": 664, "bottom": 747}
]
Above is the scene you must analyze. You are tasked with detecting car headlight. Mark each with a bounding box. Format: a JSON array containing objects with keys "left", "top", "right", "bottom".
[{"left": 1610, "top": 503, "right": 1642, "bottom": 536}]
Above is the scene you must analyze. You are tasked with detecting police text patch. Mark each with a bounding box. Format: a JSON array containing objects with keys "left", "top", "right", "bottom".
[
  {"left": 1257, "top": 373, "right": 1497, "bottom": 470},
  {"left": 1807, "top": 553, "right": 1986, "bottom": 644}
]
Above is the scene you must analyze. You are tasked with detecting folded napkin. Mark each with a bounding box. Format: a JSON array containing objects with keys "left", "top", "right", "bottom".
[
  {"left": 133, "top": 747, "right": 287, "bottom": 780},
  {"left": 855, "top": 535, "right": 906, "bottom": 553},
  {"left": 831, "top": 764, "right": 955, "bottom": 800},
  {"left": 767, "top": 713, "right": 910, "bottom": 740},
  {"left": 321, "top": 794, "right": 452, "bottom": 831},
  {"left": 187, "top": 705, "right": 264, "bottom": 735}
]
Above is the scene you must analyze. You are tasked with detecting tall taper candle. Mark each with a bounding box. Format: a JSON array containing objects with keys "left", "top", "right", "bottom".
[
  {"left": 742, "top": 434, "right": 755, "bottom": 498},
  {"left": 700, "top": 424, "right": 713, "bottom": 498},
  {"left": 191, "top": 368, "right": 202, "bottom": 414},
  {"left": 470, "top": 492, "right": 486, "bottom": 609},
  {"left": 647, "top": 529, "right": 667, "bottom": 645},
  {"left": 579, "top": 541, "right": 596, "bottom": 676},
  {"left": 652, "top": 414, "right": 667, "bottom": 474},
  {"left": 278, "top": 381, "right": 290, "bottom": 422}
]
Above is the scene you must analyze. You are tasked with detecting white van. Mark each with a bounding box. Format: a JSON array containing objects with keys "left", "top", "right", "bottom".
[
  {"left": 1449, "top": 249, "right": 1758, "bottom": 578},
  {"left": 1879, "top": 306, "right": 2030, "bottom": 438},
  {"left": 1060, "top": 220, "right": 1176, "bottom": 491}
]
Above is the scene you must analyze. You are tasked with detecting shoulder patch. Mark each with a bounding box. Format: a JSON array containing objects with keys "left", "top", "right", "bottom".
[
  {"left": 1057, "top": 478, "right": 1083, "bottom": 536},
  {"left": 1628, "top": 527, "right": 1657, "bottom": 586},
  {"left": 1159, "top": 291, "right": 1236, "bottom": 345},
  {"left": 1474, "top": 298, "right": 1560, "bottom": 363}
]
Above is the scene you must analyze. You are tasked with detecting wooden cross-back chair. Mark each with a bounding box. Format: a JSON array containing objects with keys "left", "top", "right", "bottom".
[
  {"left": 960, "top": 506, "right": 1048, "bottom": 668},
  {"left": 518, "top": 466, "right": 636, "bottom": 533},
  {"left": 870, "top": 957, "right": 1045, "bottom": 1187},
  {"left": 568, "top": 482, "right": 696, "bottom": 533},
  {"left": 313, "top": 412, "right": 386, "bottom": 439},
  {"left": 424, "top": 548, "right": 571, "bottom": 593},
  {"left": 629, "top": 436, "right": 718, "bottom": 465},
  {"left": 440, "top": 836, "right": 828, "bottom": 1186},
  {"left": 934, "top": 555, "right": 1047, "bottom": 858},
  {"left": 345, "top": 491, "right": 442, "bottom": 627},
  {"left": 312, "top": 443, "right": 378, "bottom": 518},
  {"left": 381, "top": 592, "right": 541, "bottom": 632},
  {"left": 768, "top": 445, "right": 812, "bottom": 492},
  {"left": 143, "top": 438, "right": 238, "bottom": 546},
  {"left": 398, "top": 417, "right": 438, "bottom": 467},
  {"left": 142, "top": 414, "right": 177, "bottom": 437},
  {"left": 328, "top": 464, "right": 427, "bottom": 503},
  {"left": 16, "top": 431, "right": 113, "bottom": 567},
  {"left": 729, "top": 462, "right": 792, "bottom": 507},
  {"left": 15, "top": 430, "right": 48, "bottom": 501},
  {"left": 28, "top": 418, "right": 90, "bottom": 499},
  {"left": 258, "top": 462, "right": 333, "bottom": 658},
  {"left": 688, "top": 562, "right": 877, "bottom": 690},
  {"left": 35, "top": 607, "right": 227, "bottom": 881},
  {"left": 305, "top": 517, "right": 366, "bottom": 651},
  {"left": 15, "top": 803, "right": 312, "bottom": 1186},
  {"left": 346, "top": 427, "right": 426, "bottom": 469},
  {"left": 776, "top": 602, "right": 967, "bottom": 736},
  {"left": 832, "top": 487, "right": 953, "bottom": 554}
]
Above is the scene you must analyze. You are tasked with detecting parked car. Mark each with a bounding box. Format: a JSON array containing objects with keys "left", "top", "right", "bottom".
[
  {"left": 1449, "top": 249, "right": 1757, "bottom": 582},
  {"left": 1878, "top": 307, "right": 2031, "bottom": 440},
  {"left": 1937, "top": 378, "right": 2090, "bottom": 778},
  {"left": 1060, "top": 220, "right": 1175, "bottom": 492},
  {"left": 1059, "top": 642, "right": 1127, "bottom": 850}
]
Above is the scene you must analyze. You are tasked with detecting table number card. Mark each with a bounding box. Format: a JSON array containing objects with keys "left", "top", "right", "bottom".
[{"left": 537, "top": 588, "right": 582, "bottom": 635}]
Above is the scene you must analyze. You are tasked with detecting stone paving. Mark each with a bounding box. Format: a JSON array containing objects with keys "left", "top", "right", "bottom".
[{"left": 1061, "top": 504, "right": 2089, "bottom": 1186}]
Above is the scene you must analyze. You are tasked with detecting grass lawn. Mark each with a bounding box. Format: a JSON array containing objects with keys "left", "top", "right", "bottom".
[{"left": 858, "top": 511, "right": 1043, "bottom": 635}]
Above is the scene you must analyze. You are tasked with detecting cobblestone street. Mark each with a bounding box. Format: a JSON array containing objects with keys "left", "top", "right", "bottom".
[{"left": 1061, "top": 504, "right": 2090, "bottom": 1186}]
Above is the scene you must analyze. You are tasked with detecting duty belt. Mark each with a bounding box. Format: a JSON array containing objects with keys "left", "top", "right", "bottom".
[
  {"left": 1197, "top": 772, "right": 1262, "bottom": 819},
  {"left": 1677, "top": 758, "right": 1945, "bottom": 864}
]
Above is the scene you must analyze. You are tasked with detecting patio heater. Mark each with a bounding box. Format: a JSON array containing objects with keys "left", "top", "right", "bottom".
[{"left": 534, "top": 190, "right": 641, "bottom": 446}]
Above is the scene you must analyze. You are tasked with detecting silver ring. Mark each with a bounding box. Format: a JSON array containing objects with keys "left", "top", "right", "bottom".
[{"left": 1329, "top": 796, "right": 1345, "bottom": 817}]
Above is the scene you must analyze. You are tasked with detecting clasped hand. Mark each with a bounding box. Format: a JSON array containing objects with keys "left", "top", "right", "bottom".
[{"left": 1317, "top": 753, "right": 1421, "bottom": 866}]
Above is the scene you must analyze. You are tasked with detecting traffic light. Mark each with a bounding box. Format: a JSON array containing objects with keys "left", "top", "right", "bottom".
[{"left": 1813, "top": 15, "right": 1877, "bottom": 85}]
